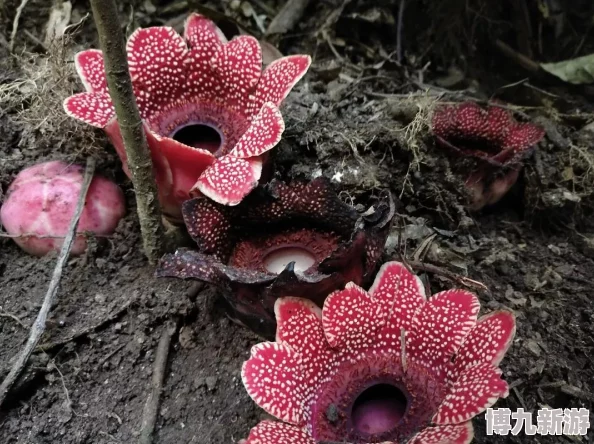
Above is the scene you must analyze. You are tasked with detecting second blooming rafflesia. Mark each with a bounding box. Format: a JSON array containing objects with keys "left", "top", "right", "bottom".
[
  {"left": 156, "top": 178, "right": 394, "bottom": 337},
  {"left": 64, "top": 14, "right": 311, "bottom": 219},
  {"left": 432, "top": 102, "right": 544, "bottom": 210},
  {"left": 241, "top": 262, "right": 516, "bottom": 444}
]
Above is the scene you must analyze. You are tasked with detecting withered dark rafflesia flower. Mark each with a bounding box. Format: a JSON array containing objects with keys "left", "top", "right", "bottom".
[
  {"left": 63, "top": 13, "right": 311, "bottom": 219},
  {"left": 240, "top": 262, "right": 516, "bottom": 444},
  {"left": 432, "top": 102, "right": 545, "bottom": 210},
  {"left": 156, "top": 178, "right": 394, "bottom": 338}
]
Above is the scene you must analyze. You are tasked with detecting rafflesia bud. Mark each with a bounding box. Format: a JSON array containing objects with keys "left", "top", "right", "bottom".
[{"left": 0, "top": 161, "right": 126, "bottom": 256}]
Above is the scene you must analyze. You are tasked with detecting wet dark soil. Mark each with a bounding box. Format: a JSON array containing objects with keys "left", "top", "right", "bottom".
[{"left": 1, "top": 1, "right": 593, "bottom": 443}]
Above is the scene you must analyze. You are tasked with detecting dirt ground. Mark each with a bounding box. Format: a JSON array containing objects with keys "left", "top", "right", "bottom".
[{"left": 1, "top": 0, "right": 593, "bottom": 443}]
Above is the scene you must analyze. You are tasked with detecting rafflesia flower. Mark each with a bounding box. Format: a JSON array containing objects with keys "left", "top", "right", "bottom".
[
  {"left": 432, "top": 102, "right": 544, "bottom": 210},
  {"left": 156, "top": 178, "right": 394, "bottom": 338},
  {"left": 241, "top": 261, "right": 516, "bottom": 444},
  {"left": 0, "top": 161, "right": 126, "bottom": 256},
  {"left": 63, "top": 13, "right": 311, "bottom": 219}
]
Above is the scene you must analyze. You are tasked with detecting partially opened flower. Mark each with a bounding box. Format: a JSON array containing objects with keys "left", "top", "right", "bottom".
[
  {"left": 64, "top": 14, "right": 311, "bottom": 219},
  {"left": 432, "top": 102, "right": 544, "bottom": 210},
  {"left": 241, "top": 262, "right": 516, "bottom": 444},
  {"left": 156, "top": 178, "right": 394, "bottom": 338}
]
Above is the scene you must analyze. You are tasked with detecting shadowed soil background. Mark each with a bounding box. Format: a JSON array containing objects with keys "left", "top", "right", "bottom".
[{"left": 0, "top": 0, "right": 593, "bottom": 443}]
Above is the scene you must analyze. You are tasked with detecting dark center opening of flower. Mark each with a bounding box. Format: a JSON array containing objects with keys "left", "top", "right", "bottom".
[
  {"left": 172, "top": 124, "right": 222, "bottom": 153},
  {"left": 263, "top": 246, "right": 316, "bottom": 274},
  {"left": 351, "top": 384, "right": 408, "bottom": 436}
]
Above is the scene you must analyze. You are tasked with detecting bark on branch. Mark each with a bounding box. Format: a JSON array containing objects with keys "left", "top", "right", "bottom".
[{"left": 89, "top": 0, "right": 164, "bottom": 263}]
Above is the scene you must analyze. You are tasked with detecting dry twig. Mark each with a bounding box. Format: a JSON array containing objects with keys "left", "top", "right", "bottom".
[
  {"left": 89, "top": 0, "right": 164, "bottom": 264},
  {"left": 407, "top": 260, "right": 489, "bottom": 292},
  {"left": 139, "top": 320, "right": 178, "bottom": 444},
  {"left": 9, "top": 0, "right": 31, "bottom": 52},
  {"left": 0, "top": 158, "right": 95, "bottom": 408}
]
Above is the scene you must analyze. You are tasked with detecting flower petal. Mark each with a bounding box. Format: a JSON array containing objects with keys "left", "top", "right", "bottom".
[
  {"left": 483, "top": 106, "right": 514, "bottom": 143},
  {"left": 63, "top": 92, "right": 115, "bottom": 128},
  {"left": 74, "top": 49, "right": 107, "bottom": 93},
  {"left": 153, "top": 135, "right": 215, "bottom": 207},
  {"left": 431, "top": 104, "right": 457, "bottom": 138},
  {"left": 503, "top": 123, "right": 545, "bottom": 152},
  {"left": 127, "top": 26, "right": 188, "bottom": 118},
  {"left": 230, "top": 102, "right": 285, "bottom": 158},
  {"left": 212, "top": 35, "right": 262, "bottom": 111},
  {"left": 184, "top": 13, "right": 227, "bottom": 47},
  {"left": 156, "top": 249, "right": 222, "bottom": 283},
  {"left": 248, "top": 55, "right": 311, "bottom": 116},
  {"left": 433, "top": 362, "right": 509, "bottom": 424},
  {"left": 322, "top": 262, "right": 426, "bottom": 351},
  {"left": 368, "top": 261, "right": 427, "bottom": 332},
  {"left": 194, "top": 155, "right": 262, "bottom": 205},
  {"left": 275, "top": 297, "right": 324, "bottom": 349},
  {"left": 407, "top": 289, "right": 480, "bottom": 380},
  {"left": 181, "top": 198, "right": 232, "bottom": 258},
  {"left": 183, "top": 14, "right": 226, "bottom": 103},
  {"left": 454, "top": 102, "right": 488, "bottom": 138},
  {"left": 452, "top": 310, "right": 516, "bottom": 375},
  {"left": 322, "top": 282, "right": 380, "bottom": 349},
  {"left": 241, "top": 421, "right": 315, "bottom": 444},
  {"left": 242, "top": 342, "right": 306, "bottom": 425},
  {"left": 409, "top": 422, "right": 474, "bottom": 444},
  {"left": 275, "top": 297, "right": 334, "bottom": 378}
]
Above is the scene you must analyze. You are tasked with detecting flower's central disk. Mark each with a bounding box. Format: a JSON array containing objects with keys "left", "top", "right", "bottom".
[
  {"left": 172, "top": 124, "right": 222, "bottom": 153},
  {"left": 263, "top": 247, "right": 316, "bottom": 274},
  {"left": 351, "top": 384, "right": 408, "bottom": 437}
]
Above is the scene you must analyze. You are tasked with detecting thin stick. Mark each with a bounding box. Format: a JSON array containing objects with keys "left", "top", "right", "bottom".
[
  {"left": 89, "top": 0, "right": 164, "bottom": 264},
  {"left": 0, "top": 158, "right": 96, "bottom": 408},
  {"left": 407, "top": 260, "right": 489, "bottom": 292},
  {"left": 139, "top": 320, "right": 177, "bottom": 444},
  {"left": 494, "top": 39, "right": 540, "bottom": 73},
  {"left": 9, "top": 0, "right": 30, "bottom": 52}
]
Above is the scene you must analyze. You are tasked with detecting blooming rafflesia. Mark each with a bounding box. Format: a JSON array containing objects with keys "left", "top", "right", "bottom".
[
  {"left": 156, "top": 178, "right": 394, "bottom": 338},
  {"left": 432, "top": 102, "right": 544, "bottom": 210},
  {"left": 0, "top": 161, "right": 126, "bottom": 256},
  {"left": 64, "top": 13, "right": 311, "bottom": 220},
  {"left": 241, "top": 262, "right": 516, "bottom": 443}
]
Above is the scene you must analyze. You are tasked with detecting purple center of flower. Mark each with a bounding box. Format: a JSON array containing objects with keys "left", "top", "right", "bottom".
[
  {"left": 351, "top": 383, "right": 408, "bottom": 436},
  {"left": 172, "top": 123, "right": 223, "bottom": 153},
  {"left": 263, "top": 246, "right": 317, "bottom": 274}
]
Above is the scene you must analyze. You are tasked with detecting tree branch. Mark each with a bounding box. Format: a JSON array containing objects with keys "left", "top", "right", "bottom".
[{"left": 89, "top": 0, "right": 164, "bottom": 264}]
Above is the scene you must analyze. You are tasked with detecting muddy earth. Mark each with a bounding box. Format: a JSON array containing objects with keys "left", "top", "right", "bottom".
[{"left": 0, "top": 0, "right": 593, "bottom": 443}]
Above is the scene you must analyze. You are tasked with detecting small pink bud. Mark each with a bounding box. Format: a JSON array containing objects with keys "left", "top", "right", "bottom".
[{"left": 1, "top": 161, "right": 126, "bottom": 256}]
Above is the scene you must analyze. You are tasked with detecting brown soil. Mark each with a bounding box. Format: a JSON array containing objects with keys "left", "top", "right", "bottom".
[{"left": 1, "top": 1, "right": 593, "bottom": 443}]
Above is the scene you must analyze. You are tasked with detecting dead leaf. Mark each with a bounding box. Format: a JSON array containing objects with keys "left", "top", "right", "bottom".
[
  {"left": 259, "top": 40, "right": 284, "bottom": 65},
  {"left": 541, "top": 53, "right": 594, "bottom": 84}
]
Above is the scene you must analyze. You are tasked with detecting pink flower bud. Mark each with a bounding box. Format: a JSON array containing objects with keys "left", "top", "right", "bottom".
[{"left": 1, "top": 161, "right": 126, "bottom": 256}]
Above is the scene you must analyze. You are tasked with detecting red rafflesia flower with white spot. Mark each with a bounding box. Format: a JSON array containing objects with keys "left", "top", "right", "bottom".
[
  {"left": 0, "top": 161, "right": 125, "bottom": 256},
  {"left": 63, "top": 14, "right": 311, "bottom": 219},
  {"left": 156, "top": 178, "right": 394, "bottom": 338},
  {"left": 432, "top": 102, "right": 544, "bottom": 210},
  {"left": 241, "top": 262, "right": 516, "bottom": 444}
]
